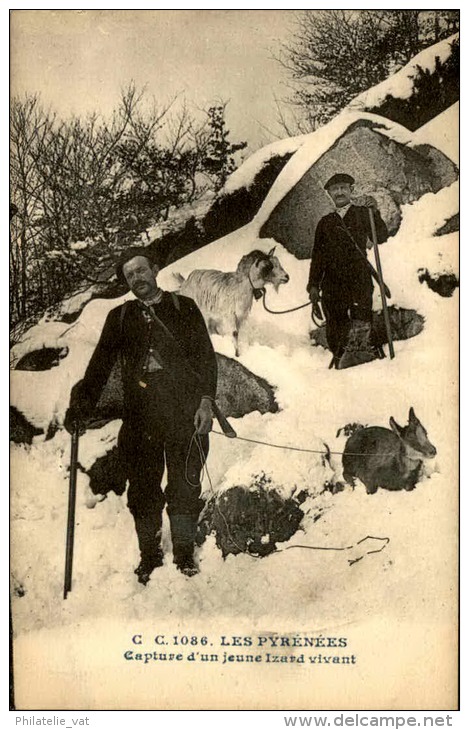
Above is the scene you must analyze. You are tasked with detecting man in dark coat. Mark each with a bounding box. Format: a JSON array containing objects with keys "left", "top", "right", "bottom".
[
  {"left": 307, "top": 173, "right": 388, "bottom": 367},
  {"left": 65, "top": 247, "right": 217, "bottom": 583}
]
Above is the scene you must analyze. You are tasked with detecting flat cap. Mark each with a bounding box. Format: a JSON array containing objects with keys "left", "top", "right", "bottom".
[
  {"left": 115, "top": 246, "right": 164, "bottom": 286},
  {"left": 324, "top": 173, "right": 355, "bottom": 190}
]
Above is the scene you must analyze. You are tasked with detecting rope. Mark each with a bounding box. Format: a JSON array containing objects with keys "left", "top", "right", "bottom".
[
  {"left": 282, "top": 536, "right": 389, "bottom": 553},
  {"left": 210, "top": 429, "right": 396, "bottom": 457},
  {"left": 247, "top": 268, "right": 326, "bottom": 329},
  {"left": 185, "top": 431, "right": 206, "bottom": 487},
  {"left": 261, "top": 290, "right": 326, "bottom": 329},
  {"left": 261, "top": 292, "right": 312, "bottom": 315},
  {"left": 185, "top": 429, "right": 390, "bottom": 562},
  {"left": 279, "top": 536, "right": 390, "bottom": 566},
  {"left": 193, "top": 430, "right": 252, "bottom": 557}
]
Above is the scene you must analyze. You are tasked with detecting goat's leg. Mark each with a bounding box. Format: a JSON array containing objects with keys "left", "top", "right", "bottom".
[
  {"left": 232, "top": 315, "right": 241, "bottom": 357},
  {"left": 207, "top": 317, "right": 219, "bottom": 334}
]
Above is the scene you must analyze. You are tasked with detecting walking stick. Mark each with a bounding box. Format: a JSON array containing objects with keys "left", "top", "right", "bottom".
[
  {"left": 368, "top": 208, "right": 395, "bottom": 360},
  {"left": 211, "top": 401, "right": 237, "bottom": 438},
  {"left": 64, "top": 422, "right": 80, "bottom": 599}
]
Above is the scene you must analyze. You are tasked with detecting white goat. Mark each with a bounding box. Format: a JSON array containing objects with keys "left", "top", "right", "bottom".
[{"left": 175, "top": 247, "right": 289, "bottom": 356}]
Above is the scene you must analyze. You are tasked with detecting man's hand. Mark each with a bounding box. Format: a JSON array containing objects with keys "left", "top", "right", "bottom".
[
  {"left": 359, "top": 195, "right": 378, "bottom": 210},
  {"left": 308, "top": 286, "right": 323, "bottom": 321},
  {"left": 194, "top": 398, "right": 213, "bottom": 435}
]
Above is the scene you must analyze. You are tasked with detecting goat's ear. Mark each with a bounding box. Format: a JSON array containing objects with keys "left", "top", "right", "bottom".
[
  {"left": 267, "top": 246, "right": 276, "bottom": 256},
  {"left": 389, "top": 417, "right": 402, "bottom": 436}
]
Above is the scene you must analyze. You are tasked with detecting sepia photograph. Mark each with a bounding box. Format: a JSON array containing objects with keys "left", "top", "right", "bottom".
[{"left": 9, "top": 7, "right": 459, "bottom": 713}]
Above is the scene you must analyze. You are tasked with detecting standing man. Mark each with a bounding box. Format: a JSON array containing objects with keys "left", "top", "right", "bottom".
[
  {"left": 307, "top": 173, "right": 388, "bottom": 368},
  {"left": 65, "top": 247, "right": 217, "bottom": 584}
]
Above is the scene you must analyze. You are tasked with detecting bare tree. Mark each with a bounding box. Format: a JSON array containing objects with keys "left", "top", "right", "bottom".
[
  {"left": 10, "top": 86, "right": 247, "bottom": 328},
  {"left": 10, "top": 95, "right": 55, "bottom": 321},
  {"left": 275, "top": 9, "right": 459, "bottom": 133}
]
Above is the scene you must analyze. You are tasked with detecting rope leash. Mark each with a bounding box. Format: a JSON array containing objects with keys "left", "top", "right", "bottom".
[
  {"left": 210, "top": 429, "right": 397, "bottom": 457},
  {"left": 185, "top": 431, "right": 207, "bottom": 488},
  {"left": 247, "top": 267, "right": 325, "bottom": 329},
  {"left": 192, "top": 430, "right": 252, "bottom": 556},
  {"left": 261, "top": 290, "right": 325, "bottom": 329},
  {"left": 185, "top": 429, "right": 390, "bottom": 562},
  {"left": 261, "top": 292, "right": 312, "bottom": 315}
]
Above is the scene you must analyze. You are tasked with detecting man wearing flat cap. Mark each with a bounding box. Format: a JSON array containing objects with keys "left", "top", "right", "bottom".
[
  {"left": 306, "top": 173, "right": 388, "bottom": 367},
  {"left": 65, "top": 247, "right": 217, "bottom": 583}
]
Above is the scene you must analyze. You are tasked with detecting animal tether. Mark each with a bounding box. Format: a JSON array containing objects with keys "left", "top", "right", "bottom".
[
  {"left": 190, "top": 429, "right": 390, "bottom": 563},
  {"left": 261, "top": 290, "right": 325, "bottom": 328},
  {"left": 247, "top": 269, "right": 325, "bottom": 328}
]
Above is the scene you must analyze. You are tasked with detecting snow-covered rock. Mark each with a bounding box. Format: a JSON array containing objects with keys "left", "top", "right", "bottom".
[{"left": 259, "top": 114, "right": 457, "bottom": 257}]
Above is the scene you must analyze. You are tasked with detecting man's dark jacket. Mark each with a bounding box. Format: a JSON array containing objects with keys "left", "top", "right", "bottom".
[
  {"left": 307, "top": 205, "right": 388, "bottom": 304},
  {"left": 69, "top": 292, "right": 217, "bottom": 429}
]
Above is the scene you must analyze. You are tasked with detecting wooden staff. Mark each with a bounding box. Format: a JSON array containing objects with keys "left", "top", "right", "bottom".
[
  {"left": 64, "top": 423, "right": 80, "bottom": 599},
  {"left": 368, "top": 208, "right": 395, "bottom": 359},
  {"left": 211, "top": 401, "right": 237, "bottom": 438}
]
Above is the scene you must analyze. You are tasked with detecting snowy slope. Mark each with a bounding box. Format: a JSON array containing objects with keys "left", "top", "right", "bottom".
[
  {"left": 349, "top": 33, "right": 459, "bottom": 111},
  {"left": 220, "top": 35, "right": 458, "bottom": 202},
  {"left": 412, "top": 101, "right": 459, "bottom": 164},
  {"left": 222, "top": 134, "right": 308, "bottom": 195},
  {"left": 10, "top": 102, "right": 459, "bottom": 710}
]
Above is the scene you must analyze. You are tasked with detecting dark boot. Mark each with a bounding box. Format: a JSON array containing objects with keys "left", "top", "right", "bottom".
[
  {"left": 338, "top": 320, "right": 376, "bottom": 369},
  {"left": 134, "top": 514, "right": 164, "bottom": 585},
  {"left": 169, "top": 514, "right": 199, "bottom": 577}
]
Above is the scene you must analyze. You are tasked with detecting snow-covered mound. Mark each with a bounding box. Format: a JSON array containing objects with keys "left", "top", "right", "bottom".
[
  {"left": 10, "top": 95, "right": 458, "bottom": 709},
  {"left": 349, "top": 33, "right": 459, "bottom": 129},
  {"left": 222, "top": 134, "right": 307, "bottom": 195}
]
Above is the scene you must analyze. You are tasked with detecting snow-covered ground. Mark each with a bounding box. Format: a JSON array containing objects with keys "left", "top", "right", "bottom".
[
  {"left": 412, "top": 101, "right": 459, "bottom": 163},
  {"left": 349, "top": 33, "right": 458, "bottom": 112},
  {"left": 10, "top": 106, "right": 459, "bottom": 710}
]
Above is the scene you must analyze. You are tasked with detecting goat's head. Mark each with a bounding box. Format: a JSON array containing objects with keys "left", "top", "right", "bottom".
[
  {"left": 239, "top": 247, "right": 290, "bottom": 292},
  {"left": 253, "top": 246, "right": 290, "bottom": 292}
]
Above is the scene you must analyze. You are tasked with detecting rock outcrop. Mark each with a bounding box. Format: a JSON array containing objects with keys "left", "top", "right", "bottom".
[
  {"left": 81, "top": 354, "right": 278, "bottom": 495},
  {"left": 10, "top": 406, "right": 43, "bottom": 444},
  {"left": 15, "top": 347, "right": 69, "bottom": 371},
  {"left": 215, "top": 354, "right": 278, "bottom": 419},
  {"left": 310, "top": 306, "right": 425, "bottom": 352},
  {"left": 88, "top": 352, "right": 278, "bottom": 429},
  {"left": 84, "top": 446, "right": 127, "bottom": 497},
  {"left": 197, "top": 475, "right": 307, "bottom": 557},
  {"left": 418, "top": 269, "right": 459, "bottom": 297},
  {"left": 260, "top": 120, "right": 458, "bottom": 258},
  {"left": 435, "top": 213, "right": 459, "bottom": 236}
]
